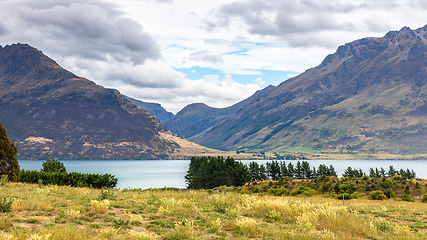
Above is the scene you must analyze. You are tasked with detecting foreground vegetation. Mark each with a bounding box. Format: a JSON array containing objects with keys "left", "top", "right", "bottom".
[{"left": 2, "top": 181, "right": 427, "bottom": 239}]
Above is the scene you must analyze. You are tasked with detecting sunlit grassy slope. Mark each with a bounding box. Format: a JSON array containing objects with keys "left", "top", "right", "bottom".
[{"left": 1, "top": 182, "right": 427, "bottom": 239}]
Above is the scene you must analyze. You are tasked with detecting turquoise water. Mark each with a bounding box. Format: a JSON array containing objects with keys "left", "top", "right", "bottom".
[{"left": 18, "top": 160, "right": 427, "bottom": 189}]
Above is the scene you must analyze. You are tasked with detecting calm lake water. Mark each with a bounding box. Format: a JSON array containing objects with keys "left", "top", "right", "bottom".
[{"left": 18, "top": 160, "right": 427, "bottom": 190}]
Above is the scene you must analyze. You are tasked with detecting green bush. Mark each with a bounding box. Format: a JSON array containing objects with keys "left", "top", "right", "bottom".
[
  {"left": 289, "top": 186, "right": 318, "bottom": 196},
  {"left": 269, "top": 187, "right": 288, "bottom": 196},
  {"left": 368, "top": 190, "right": 387, "bottom": 200},
  {"left": 383, "top": 189, "right": 397, "bottom": 199},
  {"left": 421, "top": 193, "right": 427, "bottom": 203},
  {"left": 0, "top": 175, "right": 8, "bottom": 186},
  {"left": 401, "top": 194, "right": 415, "bottom": 202},
  {"left": 19, "top": 170, "right": 117, "bottom": 188},
  {"left": 99, "top": 189, "right": 117, "bottom": 200},
  {"left": 335, "top": 192, "right": 353, "bottom": 200},
  {"left": 0, "top": 197, "right": 13, "bottom": 213}
]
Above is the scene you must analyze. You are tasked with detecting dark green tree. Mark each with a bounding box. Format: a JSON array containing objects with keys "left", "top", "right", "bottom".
[
  {"left": 317, "top": 164, "right": 329, "bottom": 176},
  {"left": 387, "top": 166, "right": 397, "bottom": 178},
  {"left": 249, "top": 161, "right": 260, "bottom": 181},
  {"left": 0, "top": 122, "right": 20, "bottom": 181},
  {"left": 301, "top": 161, "right": 312, "bottom": 179},
  {"left": 295, "top": 161, "right": 303, "bottom": 179},
  {"left": 267, "top": 161, "right": 281, "bottom": 180},
  {"left": 287, "top": 162, "right": 295, "bottom": 178},
  {"left": 280, "top": 161, "right": 289, "bottom": 177},
  {"left": 328, "top": 165, "right": 337, "bottom": 177},
  {"left": 369, "top": 168, "right": 376, "bottom": 178},
  {"left": 41, "top": 158, "right": 67, "bottom": 173},
  {"left": 185, "top": 156, "right": 250, "bottom": 189},
  {"left": 259, "top": 164, "right": 267, "bottom": 180}
]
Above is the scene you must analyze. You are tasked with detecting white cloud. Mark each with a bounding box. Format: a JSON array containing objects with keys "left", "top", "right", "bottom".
[
  {"left": 0, "top": 1, "right": 161, "bottom": 64},
  {"left": 1, "top": 0, "right": 427, "bottom": 115},
  {"left": 254, "top": 77, "right": 266, "bottom": 86},
  {"left": 118, "top": 74, "right": 261, "bottom": 113}
]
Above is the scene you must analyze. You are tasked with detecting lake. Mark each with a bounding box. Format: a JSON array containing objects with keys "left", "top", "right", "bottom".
[{"left": 18, "top": 159, "right": 427, "bottom": 189}]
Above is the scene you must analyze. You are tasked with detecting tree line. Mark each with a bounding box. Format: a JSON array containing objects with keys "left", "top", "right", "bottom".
[
  {"left": 19, "top": 159, "right": 117, "bottom": 188},
  {"left": 342, "top": 166, "right": 416, "bottom": 179},
  {"left": 186, "top": 156, "right": 417, "bottom": 190}
]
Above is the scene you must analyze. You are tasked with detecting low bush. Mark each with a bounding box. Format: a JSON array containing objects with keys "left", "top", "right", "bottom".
[
  {"left": 335, "top": 192, "right": 353, "bottom": 200},
  {"left": 401, "top": 194, "right": 415, "bottom": 202},
  {"left": 19, "top": 170, "right": 117, "bottom": 188},
  {"left": 0, "top": 197, "right": 13, "bottom": 213},
  {"left": 289, "top": 186, "right": 318, "bottom": 196},
  {"left": 368, "top": 190, "right": 387, "bottom": 200},
  {"left": 0, "top": 175, "right": 8, "bottom": 186},
  {"left": 91, "top": 200, "right": 110, "bottom": 214},
  {"left": 421, "top": 193, "right": 427, "bottom": 203},
  {"left": 99, "top": 189, "right": 117, "bottom": 200}
]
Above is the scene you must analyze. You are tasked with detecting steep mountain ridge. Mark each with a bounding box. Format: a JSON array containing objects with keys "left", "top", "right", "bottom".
[
  {"left": 125, "top": 96, "right": 174, "bottom": 123},
  {"left": 169, "top": 26, "right": 427, "bottom": 156},
  {"left": 0, "top": 43, "right": 223, "bottom": 159}
]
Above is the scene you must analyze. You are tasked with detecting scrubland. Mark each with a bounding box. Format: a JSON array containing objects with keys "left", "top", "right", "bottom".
[{"left": 1, "top": 182, "right": 427, "bottom": 239}]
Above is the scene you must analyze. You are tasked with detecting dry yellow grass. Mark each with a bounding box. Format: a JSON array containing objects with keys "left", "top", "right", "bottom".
[{"left": 1, "top": 182, "right": 427, "bottom": 239}]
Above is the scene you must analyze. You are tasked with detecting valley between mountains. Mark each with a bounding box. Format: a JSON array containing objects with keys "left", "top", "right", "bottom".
[{"left": 1, "top": 25, "right": 427, "bottom": 160}]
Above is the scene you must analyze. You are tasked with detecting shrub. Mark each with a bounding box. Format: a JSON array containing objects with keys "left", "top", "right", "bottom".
[
  {"left": 368, "top": 190, "right": 387, "bottom": 200},
  {"left": 91, "top": 200, "right": 110, "bottom": 214},
  {"left": 391, "top": 175, "right": 401, "bottom": 181},
  {"left": 290, "top": 186, "right": 318, "bottom": 196},
  {"left": 0, "top": 175, "right": 8, "bottom": 186},
  {"left": 0, "top": 197, "right": 13, "bottom": 213},
  {"left": 383, "top": 189, "right": 397, "bottom": 199},
  {"left": 19, "top": 170, "right": 117, "bottom": 188},
  {"left": 236, "top": 218, "right": 257, "bottom": 235},
  {"left": 112, "top": 219, "right": 130, "bottom": 229},
  {"left": 99, "top": 189, "right": 116, "bottom": 200},
  {"left": 336, "top": 192, "right": 353, "bottom": 200},
  {"left": 401, "top": 194, "right": 415, "bottom": 202},
  {"left": 421, "top": 193, "right": 427, "bottom": 203},
  {"left": 269, "top": 187, "right": 288, "bottom": 196}
]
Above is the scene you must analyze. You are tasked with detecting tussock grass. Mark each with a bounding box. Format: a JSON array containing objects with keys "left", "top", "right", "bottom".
[{"left": 1, "top": 182, "right": 427, "bottom": 239}]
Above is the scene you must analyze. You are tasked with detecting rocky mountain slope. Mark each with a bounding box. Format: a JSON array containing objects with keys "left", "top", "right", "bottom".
[
  {"left": 165, "top": 26, "right": 427, "bottom": 157},
  {"left": 125, "top": 96, "right": 174, "bottom": 123},
  {"left": 0, "top": 43, "right": 223, "bottom": 159}
]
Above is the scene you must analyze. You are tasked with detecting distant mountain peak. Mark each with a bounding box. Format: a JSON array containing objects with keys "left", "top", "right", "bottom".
[{"left": 125, "top": 96, "right": 174, "bottom": 123}]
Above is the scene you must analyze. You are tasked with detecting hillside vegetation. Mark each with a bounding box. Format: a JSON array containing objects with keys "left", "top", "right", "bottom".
[{"left": 2, "top": 181, "right": 427, "bottom": 239}]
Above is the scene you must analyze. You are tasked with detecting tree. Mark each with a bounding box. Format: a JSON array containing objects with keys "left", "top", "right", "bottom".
[
  {"left": 41, "top": 158, "right": 67, "bottom": 173},
  {"left": 0, "top": 122, "right": 20, "bottom": 181},
  {"left": 387, "top": 166, "right": 397, "bottom": 178},
  {"left": 287, "top": 162, "right": 295, "bottom": 178},
  {"left": 259, "top": 164, "right": 267, "bottom": 180},
  {"left": 249, "top": 161, "right": 260, "bottom": 181},
  {"left": 267, "top": 160, "right": 281, "bottom": 180},
  {"left": 301, "top": 161, "right": 312, "bottom": 179},
  {"left": 185, "top": 156, "right": 250, "bottom": 189},
  {"left": 295, "top": 161, "right": 303, "bottom": 179},
  {"left": 280, "top": 161, "right": 289, "bottom": 177}
]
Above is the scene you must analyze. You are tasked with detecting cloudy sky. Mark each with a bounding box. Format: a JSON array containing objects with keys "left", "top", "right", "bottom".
[{"left": 1, "top": 0, "right": 426, "bottom": 113}]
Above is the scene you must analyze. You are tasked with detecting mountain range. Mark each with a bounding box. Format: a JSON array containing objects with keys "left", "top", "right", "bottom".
[
  {"left": 164, "top": 26, "right": 427, "bottom": 158},
  {"left": 0, "top": 43, "right": 224, "bottom": 159},
  {"left": 2, "top": 25, "right": 427, "bottom": 160}
]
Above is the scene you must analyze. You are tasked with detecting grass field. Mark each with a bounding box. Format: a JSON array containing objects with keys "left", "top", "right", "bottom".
[{"left": 1, "top": 182, "right": 427, "bottom": 239}]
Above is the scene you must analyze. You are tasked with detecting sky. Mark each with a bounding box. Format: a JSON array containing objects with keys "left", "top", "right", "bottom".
[{"left": 0, "top": 0, "right": 427, "bottom": 113}]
